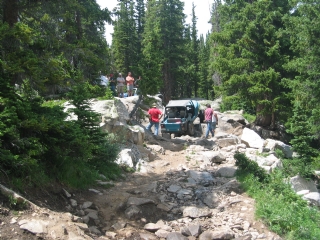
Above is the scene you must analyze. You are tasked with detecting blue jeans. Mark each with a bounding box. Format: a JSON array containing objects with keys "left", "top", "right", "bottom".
[
  {"left": 110, "top": 85, "right": 116, "bottom": 94},
  {"left": 147, "top": 121, "right": 160, "bottom": 135},
  {"left": 205, "top": 121, "right": 214, "bottom": 138}
]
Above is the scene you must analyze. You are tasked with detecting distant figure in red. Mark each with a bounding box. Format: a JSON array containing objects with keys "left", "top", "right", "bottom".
[{"left": 146, "top": 103, "right": 163, "bottom": 135}]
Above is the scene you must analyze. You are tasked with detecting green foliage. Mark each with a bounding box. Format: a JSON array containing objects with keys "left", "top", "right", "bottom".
[
  {"left": 0, "top": 0, "right": 110, "bottom": 97},
  {"left": 220, "top": 95, "right": 255, "bottom": 115},
  {"left": 282, "top": 1, "right": 320, "bottom": 178},
  {"left": 274, "top": 148, "right": 285, "bottom": 159},
  {"left": 237, "top": 171, "right": 320, "bottom": 240},
  {"left": 8, "top": 195, "right": 28, "bottom": 210},
  {"left": 98, "top": 87, "right": 115, "bottom": 100},
  {"left": 198, "top": 34, "right": 213, "bottom": 100},
  {"left": 235, "top": 152, "right": 320, "bottom": 239},
  {"left": 234, "top": 153, "right": 269, "bottom": 183},
  {"left": 286, "top": 105, "right": 318, "bottom": 178},
  {"left": 0, "top": 78, "right": 120, "bottom": 189},
  {"left": 243, "top": 113, "right": 255, "bottom": 124},
  {"left": 210, "top": 0, "right": 292, "bottom": 125},
  {"left": 177, "top": 4, "right": 200, "bottom": 99},
  {"left": 112, "top": 0, "right": 139, "bottom": 74},
  {"left": 142, "top": 0, "right": 186, "bottom": 101},
  {"left": 42, "top": 99, "right": 67, "bottom": 108},
  {"left": 0, "top": 0, "right": 121, "bottom": 191}
]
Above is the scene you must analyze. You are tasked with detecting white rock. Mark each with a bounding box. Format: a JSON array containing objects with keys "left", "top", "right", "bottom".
[
  {"left": 88, "top": 188, "right": 101, "bottom": 194},
  {"left": 297, "top": 190, "right": 310, "bottom": 195},
  {"left": 241, "top": 128, "right": 264, "bottom": 149},
  {"left": 303, "top": 192, "right": 320, "bottom": 206},
  {"left": 19, "top": 219, "right": 49, "bottom": 234},
  {"left": 62, "top": 188, "right": 71, "bottom": 198},
  {"left": 290, "top": 175, "right": 318, "bottom": 193},
  {"left": 216, "top": 166, "right": 237, "bottom": 178}
]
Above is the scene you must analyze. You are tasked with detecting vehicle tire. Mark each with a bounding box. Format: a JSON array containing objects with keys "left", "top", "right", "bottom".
[
  {"left": 187, "top": 123, "right": 195, "bottom": 136},
  {"left": 198, "top": 110, "right": 205, "bottom": 123},
  {"left": 174, "top": 133, "right": 181, "bottom": 138},
  {"left": 162, "top": 133, "right": 171, "bottom": 139}
]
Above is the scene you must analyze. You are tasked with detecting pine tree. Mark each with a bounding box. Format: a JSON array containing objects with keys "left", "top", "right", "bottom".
[
  {"left": 210, "top": 0, "right": 291, "bottom": 127},
  {"left": 141, "top": 0, "right": 185, "bottom": 102},
  {"left": 284, "top": 0, "right": 320, "bottom": 171},
  {"left": 189, "top": 3, "right": 200, "bottom": 97},
  {"left": 1, "top": 0, "right": 110, "bottom": 94},
  {"left": 135, "top": 0, "right": 145, "bottom": 75},
  {"left": 198, "top": 34, "right": 212, "bottom": 99},
  {"left": 0, "top": 0, "right": 119, "bottom": 185},
  {"left": 112, "top": 0, "right": 139, "bottom": 74}
]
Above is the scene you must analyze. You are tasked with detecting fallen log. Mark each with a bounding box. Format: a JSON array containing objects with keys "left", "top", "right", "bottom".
[{"left": 0, "top": 184, "right": 40, "bottom": 210}]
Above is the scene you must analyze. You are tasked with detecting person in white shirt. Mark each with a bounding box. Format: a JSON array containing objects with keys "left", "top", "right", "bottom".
[
  {"left": 100, "top": 74, "right": 109, "bottom": 87},
  {"left": 211, "top": 110, "right": 218, "bottom": 133},
  {"left": 116, "top": 73, "right": 125, "bottom": 98}
]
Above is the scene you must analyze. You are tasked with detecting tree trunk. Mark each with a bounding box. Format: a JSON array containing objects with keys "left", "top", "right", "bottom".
[
  {"left": 0, "top": 184, "right": 40, "bottom": 210},
  {"left": 3, "top": 0, "right": 18, "bottom": 26},
  {"left": 76, "top": 10, "right": 83, "bottom": 40},
  {"left": 255, "top": 104, "right": 272, "bottom": 126},
  {"left": 2, "top": 0, "right": 19, "bottom": 86},
  {"left": 163, "top": 61, "right": 171, "bottom": 104}
]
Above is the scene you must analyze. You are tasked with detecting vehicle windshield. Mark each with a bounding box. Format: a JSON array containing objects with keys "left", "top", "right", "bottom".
[{"left": 166, "top": 107, "right": 187, "bottom": 118}]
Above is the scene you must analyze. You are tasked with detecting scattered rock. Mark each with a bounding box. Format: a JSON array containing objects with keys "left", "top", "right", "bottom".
[
  {"left": 1, "top": 97, "right": 285, "bottom": 240},
  {"left": 167, "top": 232, "right": 189, "bottom": 240},
  {"left": 127, "top": 197, "right": 155, "bottom": 206},
  {"left": 183, "top": 206, "right": 212, "bottom": 218},
  {"left": 290, "top": 175, "right": 318, "bottom": 193}
]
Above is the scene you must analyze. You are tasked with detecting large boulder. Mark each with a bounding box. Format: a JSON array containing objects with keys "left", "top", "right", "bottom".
[
  {"left": 116, "top": 149, "right": 138, "bottom": 168},
  {"left": 264, "top": 139, "right": 293, "bottom": 158},
  {"left": 91, "top": 99, "right": 145, "bottom": 145},
  {"left": 217, "top": 135, "right": 241, "bottom": 148},
  {"left": 198, "top": 98, "right": 222, "bottom": 112},
  {"left": 64, "top": 99, "right": 146, "bottom": 145},
  {"left": 261, "top": 129, "right": 280, "bottom": 140},
  {"left": 241, "top": 128, "right": 264, "bottom": 149},
  {"left": 216, "top": 113, "right": 247, "bottom": 135},
  {"left": 289, "top": 175, "right": 318, "bottom": 193}
]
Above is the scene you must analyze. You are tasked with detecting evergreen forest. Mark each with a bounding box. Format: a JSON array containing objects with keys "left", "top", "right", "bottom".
[
  {"left": 0, "top": 1, "right": 320, "bottom": 235},
  {"left": 0, "top": 0, "right": 320, "bottom": 239}
]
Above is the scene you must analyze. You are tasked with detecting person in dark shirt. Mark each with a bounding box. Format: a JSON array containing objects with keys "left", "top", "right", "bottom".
[{"left": 109, "top": 73, "right": 116, "bottom": 95}]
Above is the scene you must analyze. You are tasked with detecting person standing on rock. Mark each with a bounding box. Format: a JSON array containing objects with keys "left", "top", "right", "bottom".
[
  {"left": 126, "top": 72, "right": 135, "bottom": 97},
  {"left": 146, "top": 103, "right": 163, "bottom": 136},
  {"left": 100, "top": 74, "right": 109, "bottom": 87},
  {"left": 204, "top": 104, "right": 214, "bottom": 138},
  {"left": 117, "top": 73, "right": 125, "bottom": 98},
  {"left": 109, "top": 73, "right": 116, "bottom": 96}
]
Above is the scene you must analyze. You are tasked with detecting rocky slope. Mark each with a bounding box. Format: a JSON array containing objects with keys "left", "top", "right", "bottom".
[{"left": 2, "top": 96, "right": 314, "bottom": 240}]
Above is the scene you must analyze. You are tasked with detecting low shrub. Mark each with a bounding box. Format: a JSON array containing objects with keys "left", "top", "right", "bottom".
[
  {"left": 235, "top": 153, "right": 320, "bottom": 239},
  {"left": 0, "top": 82, "right": 121, "bottom": 190}
]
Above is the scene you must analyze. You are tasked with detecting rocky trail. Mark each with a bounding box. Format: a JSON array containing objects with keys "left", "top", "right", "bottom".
[
  {"left": 0, "top": 135, "right": 282, "bottom": 240},
  {"left": 1, "top": 96, "right": 305, "bottom": 240}
]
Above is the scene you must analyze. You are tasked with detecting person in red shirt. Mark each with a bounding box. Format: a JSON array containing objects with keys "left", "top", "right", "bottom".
[
  {"left": 146, "top": 103, "right": 163, "bottom": 135},
  {"left": 126, "top": 72, "right": 135, "bottom": 97}
]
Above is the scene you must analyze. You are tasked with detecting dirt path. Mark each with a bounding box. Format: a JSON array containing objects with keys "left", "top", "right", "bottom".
[
  {"left": 86, "top": 142, "right": 281, "bottom": 240},
  {"left": 0, "top": 136, "right": 282, "bottom": 240}
]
